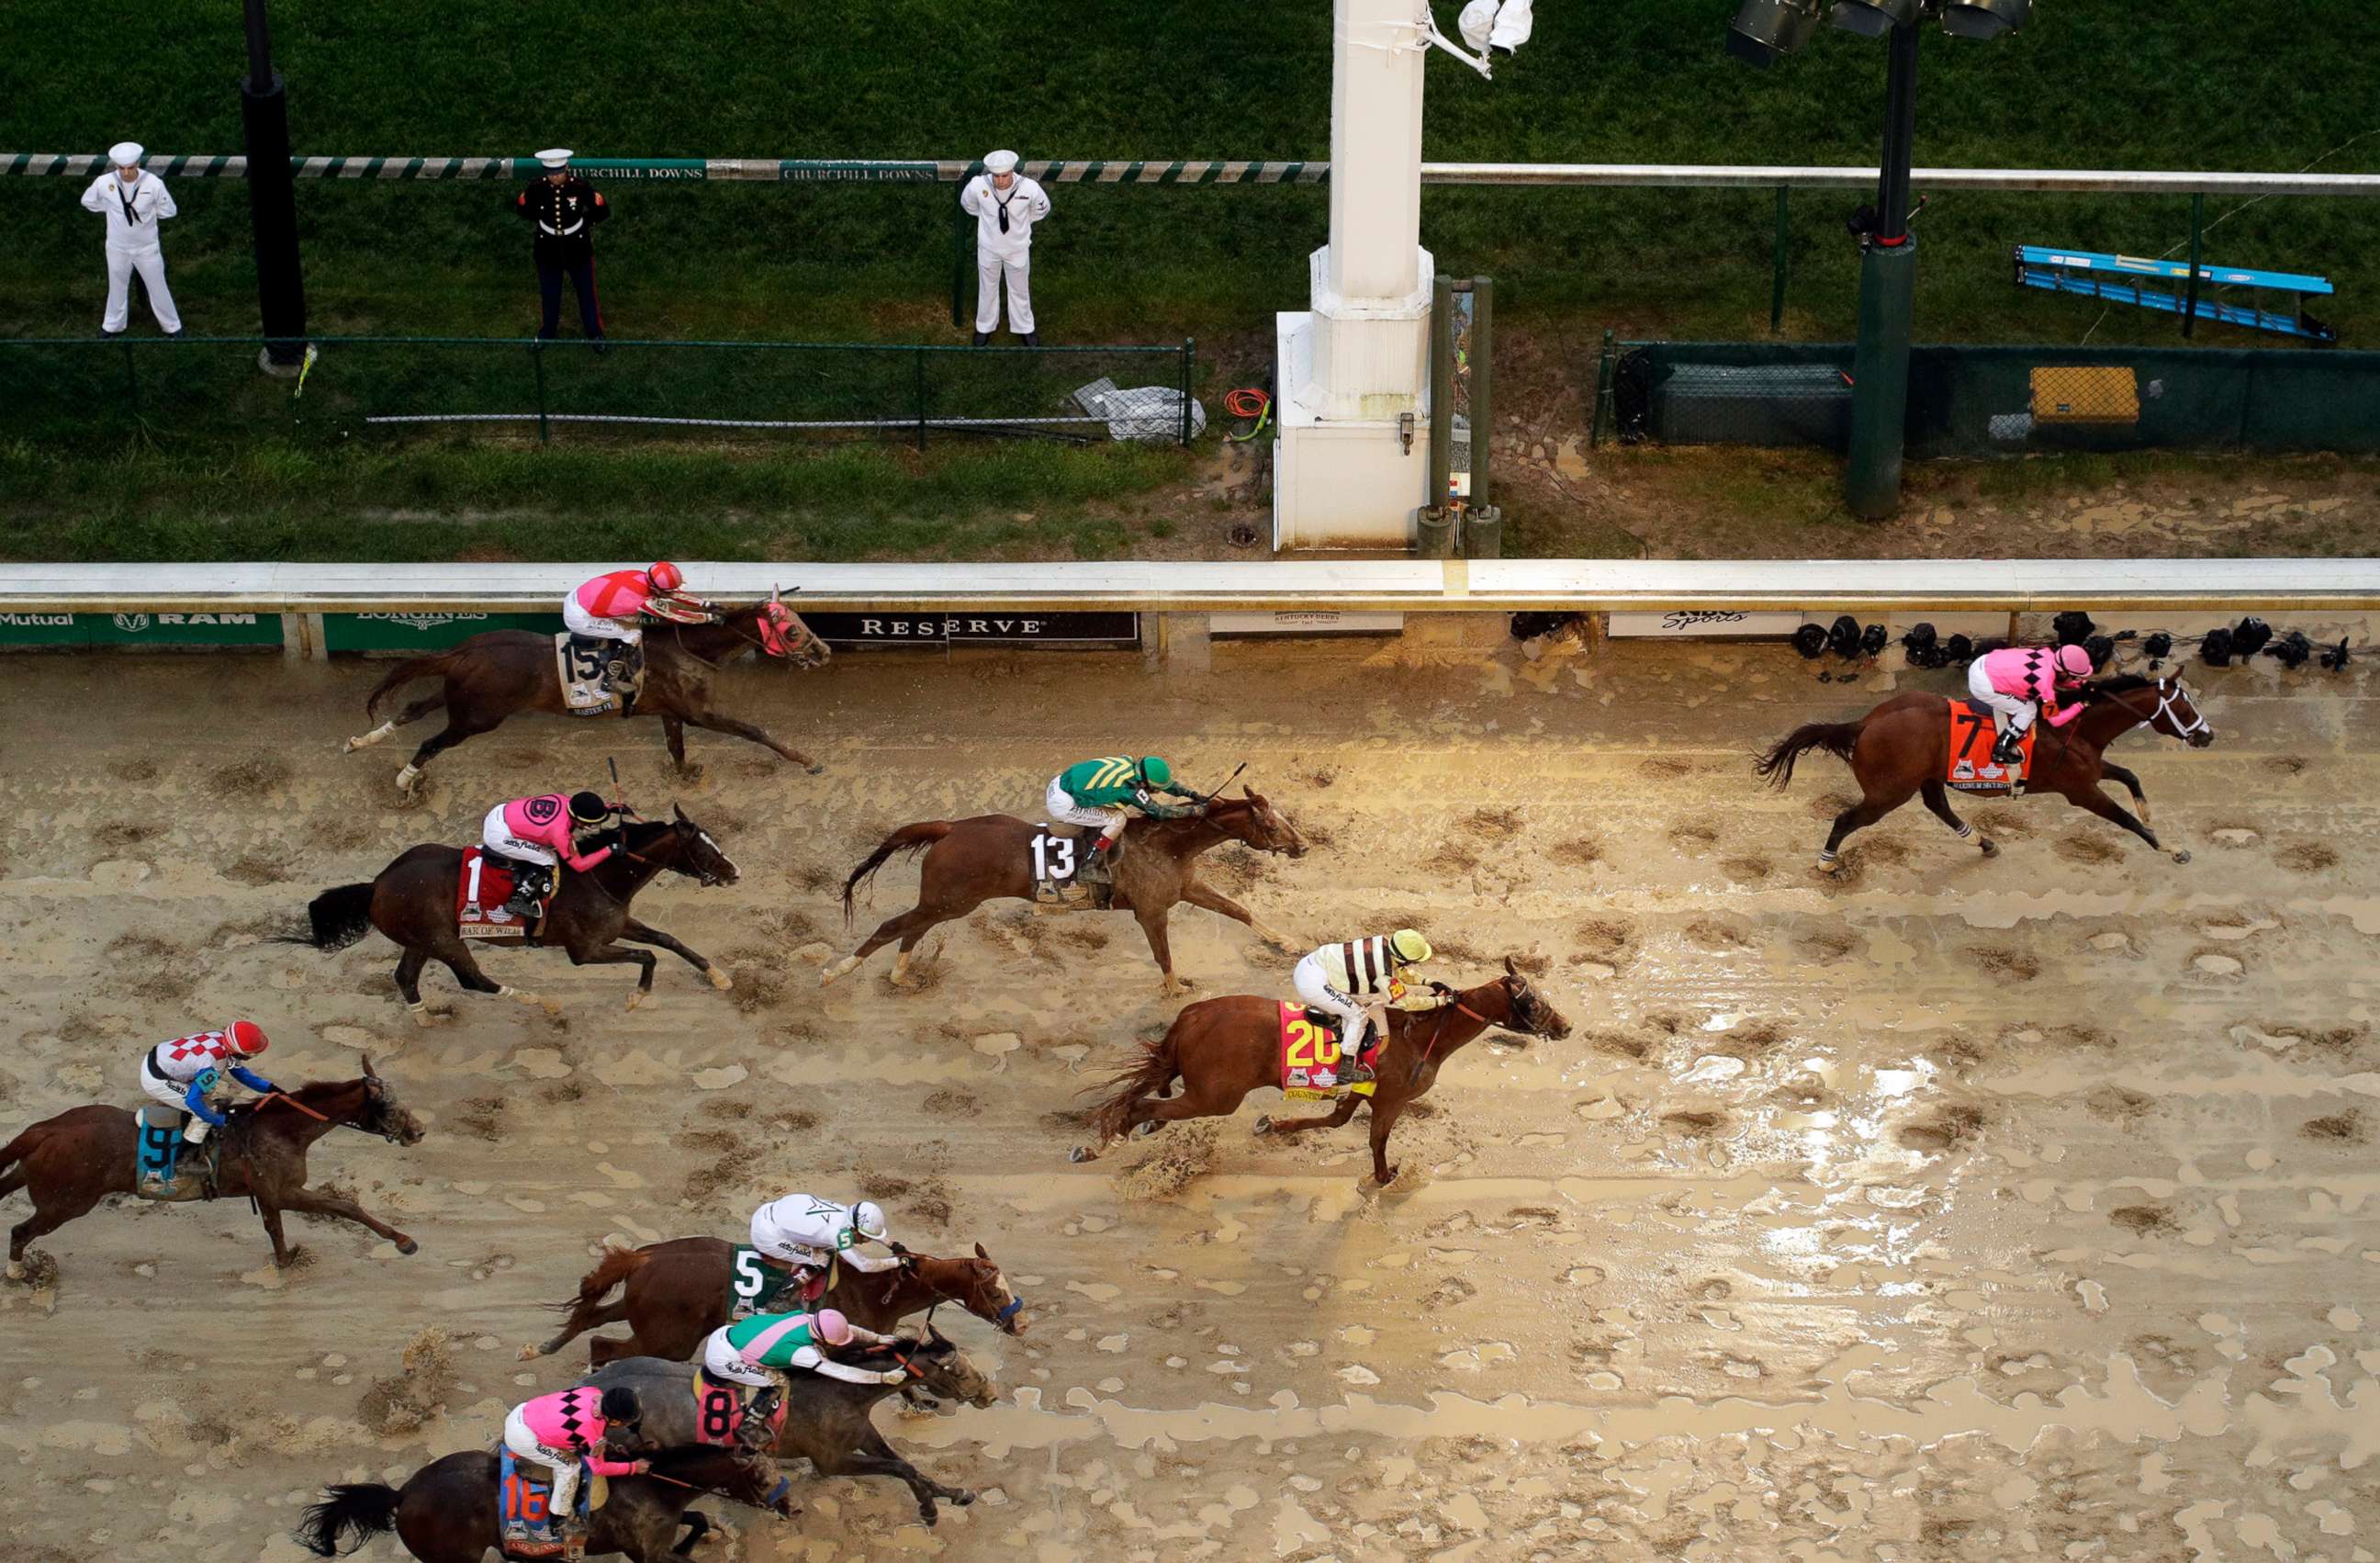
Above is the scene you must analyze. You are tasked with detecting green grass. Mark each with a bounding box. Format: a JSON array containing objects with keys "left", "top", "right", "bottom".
[{"left": 5, "top": 2, "right": 2376, "bottom": 351}]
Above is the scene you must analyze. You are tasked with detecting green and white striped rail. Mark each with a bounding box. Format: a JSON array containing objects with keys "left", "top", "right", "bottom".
[{"left": 9, "top": 153, "right": 2380, "bottom": 195}]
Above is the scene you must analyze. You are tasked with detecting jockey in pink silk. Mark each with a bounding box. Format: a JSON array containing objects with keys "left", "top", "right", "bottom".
[
  {"left": 480, "top": 790, "right": 619, "bottom": 919},
  {"left": 1969, "top": 644, "right": 2092, "bottom": 767}
]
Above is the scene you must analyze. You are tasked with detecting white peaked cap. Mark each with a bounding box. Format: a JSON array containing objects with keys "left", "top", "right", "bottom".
[
  {"left": 983, "top": 149, "right": 1019, "bottom": 174},
  {"left": 109, "top": 141, "right": 144, "bottom": 166},
  {"left": 535, "top": 148, "right": 574, "bottom": 169}
]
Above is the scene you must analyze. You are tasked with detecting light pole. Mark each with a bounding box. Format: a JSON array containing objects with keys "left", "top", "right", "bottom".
[
  {"left": 1729, "top": 0, "right": 2030, "bottom": 518},
  {"left": 241, "top": 0, "right": 309, "bottom": 372}
]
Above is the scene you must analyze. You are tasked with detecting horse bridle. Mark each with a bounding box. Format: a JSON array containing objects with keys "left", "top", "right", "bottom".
[
  {"left": 889, "top": 1260, "right": 1027, "bottom": 1330},
  {"left": 604, "top": 821, "right": 731, "bottom": 888},
  {"left": 2148, "top": 679, "right": 2210, "bottom": 742},
  {"left": 1402, "top": 979, "right": 1517, "bottom": 1084},
  {"left": 251, "top": 1083, "right": 410, "bottom": 1144}
]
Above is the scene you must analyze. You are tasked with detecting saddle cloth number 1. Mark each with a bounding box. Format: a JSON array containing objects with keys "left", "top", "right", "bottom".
[
  {"left": 1285, "top": 1014, "right": 1341, "bottom": 1072},
  {"left": 1030, "top": 831, "right": 1078, "bottom": 882}
]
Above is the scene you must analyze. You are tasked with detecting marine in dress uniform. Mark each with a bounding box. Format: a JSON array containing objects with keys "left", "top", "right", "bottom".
[
  {"left": 515, "top": 148, "right": 609, "bottom": 348},
  {"left": 79, "top": 141, "right": 182, "bottom": 336},
  {"left": 960, "top": 149, "right": 1051, "bottom": 346}
]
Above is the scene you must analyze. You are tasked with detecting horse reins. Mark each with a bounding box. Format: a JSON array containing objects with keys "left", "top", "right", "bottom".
[{"left": 1402, "top": 989, "right": 1499, "bottom": 1086}]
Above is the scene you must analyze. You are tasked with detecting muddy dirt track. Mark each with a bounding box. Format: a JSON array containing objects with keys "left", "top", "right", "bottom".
[{"left": 1, "top": 629, "right": 2374, "bottom": 1562}]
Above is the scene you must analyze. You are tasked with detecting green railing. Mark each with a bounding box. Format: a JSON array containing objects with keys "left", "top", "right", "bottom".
[
  {"left": 1593, "top": 335, "right": 2380, "bottom": 457},
  {"left": 0, "top": 334, "right": 1200, "bottom": 448}
]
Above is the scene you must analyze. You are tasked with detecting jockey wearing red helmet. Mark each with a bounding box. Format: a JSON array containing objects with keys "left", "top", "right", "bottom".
[
  {"left": 136, "top": 1020, "right": 280, "bottom": 1144},
  {"left": 563, "top": 561, "right": 713, "bottom": 694}
]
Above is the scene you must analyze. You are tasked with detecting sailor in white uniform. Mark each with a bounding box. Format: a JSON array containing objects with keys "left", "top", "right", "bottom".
[
  {"left": 960, "top": 150, "right": 1051, "bottom": 346},
  {"left": 80, "top": 141, "right": 183, "bottom": 336}
]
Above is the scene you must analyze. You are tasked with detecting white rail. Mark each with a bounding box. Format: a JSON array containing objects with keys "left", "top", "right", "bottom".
[{"left": 3, "top": 560, "right": 2377, "bottom": 615}]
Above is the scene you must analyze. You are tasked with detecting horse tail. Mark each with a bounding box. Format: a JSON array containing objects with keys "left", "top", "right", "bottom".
[
  {"left": 296, "top": 1482, "right": 401, "bottom": 1557},
  {"left": 0, "top": 1124, "right": 39, "bottom": 1192},
  {"left": 365, "top": 653, "right": 454, "bottom": 720},
  {"left": 278, "top": 883, "right": 376, "bottom": 951},
  {"left": 548, "top": 1243, "right": 649, "bottom": 1316},
  {"left": 1079, "top": 1027, "right": 1184, "bottom": 1143},
  {"left": 841, "top": 823, "right": 953, "bottom": 919},
  {"left": 1752, "top": 721, "right": 1862, "bottom": 790}
]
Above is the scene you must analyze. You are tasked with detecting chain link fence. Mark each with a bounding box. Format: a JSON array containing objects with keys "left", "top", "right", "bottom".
[
  {"left": 0, "top": 335, "right": 1201, "bottom": 449},
  {"left": 1599, "top": 339, "right": 2380, "bottom": 457}
]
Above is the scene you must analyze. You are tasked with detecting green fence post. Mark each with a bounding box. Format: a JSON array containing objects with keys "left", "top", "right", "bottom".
[
  {"left": 1471, "top": 279, "right": 1492, "bottom": 511},
  {"left": 950, "top": 166, "right": 979, "bottom": 332},
  {"left": 1770, "top": 186, "right": 1791, "bottom": 334},
  {"left": 1591, "top": 329, "right": 1616, "bottom": 449},
  {"left": 915, "top": 346, "right": 927, "bottom": 451},
  {"left": 122, "top": 335, "right": 142, "bottom": 424},
  {"left": 1180, "top": 338, "right": 1196, "bottom": 445},
  {"left": 2181, "top": 192, "right": 2206, "bottom": 340},
  {"left": 531, "top": 338, "right": 550, "bottom": 445}
]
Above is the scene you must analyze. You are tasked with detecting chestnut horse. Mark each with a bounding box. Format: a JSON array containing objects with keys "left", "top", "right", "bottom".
[
  {"left": 2, "top": 1061, "right": 424, "bottom": 1277},
  {"left": 1074, "top": 959, "right": 1572, "bottom": 1186},
  {"left": 825, "top": 788, "right": 1308, "bottom": 995},
  {"left": 524, "top": 1238, "right": 1028, "bottom": 1365},
  {"left": 297, "top": 1442, "right": 791, "bottom": 1562},
  {"left": 342, "top": 598, "right": 831, "bottom": 794},
  {"left": 290, "top": 808, "right": 738, "bottom": 1022},
  {"left": 1754, "top": 674, "right": 2215, "bottom": 872}
]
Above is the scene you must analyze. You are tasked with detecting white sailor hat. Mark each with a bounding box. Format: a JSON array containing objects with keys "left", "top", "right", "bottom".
[
  {"left": 108, "top": 141, "right": 145, "bottom": 167},
  {"left": 535, "top": 148, "right": 574, "bottom": 170},
  {"left": 982, "top": 149, "right": 1019, "bottom": 175}
]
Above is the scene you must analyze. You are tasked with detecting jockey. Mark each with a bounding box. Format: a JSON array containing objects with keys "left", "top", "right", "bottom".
[
  {"left": 748, "top": 1193, "right": 903, "bottom": 1290},
  {"left": 1292, "top": 931, "right": 1450, "bottom": 1085},
  {"left": 1970, "top": 643, "right": 2093, "bottom": 767},
  {"left": 1044, "top": 755, "right": 1207, "bottom": 870},
  {"left": 502, "top": 1383, "right": 649, "bottom": 1557},
  {"left": 136, "top": 1021, "right": 280, "bottom": 1144},
  {"left": 699, "top": 1307, "right": 907, "bottom": 1423},
  {"left": 482, "top": 790, "right": 619, "bottom": 920},
  {"left": 564, "top": 561, "right": 713, "bottom": 692}
]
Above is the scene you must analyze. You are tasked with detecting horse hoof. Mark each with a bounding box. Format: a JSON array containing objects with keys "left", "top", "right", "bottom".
[
  {"left": 517, "top": 1343, "right": 542, "bottom": 1361},
  {"left": 1253, "top": 1115, "right": 1274, "bottom": 1136},
  {"left": 708, "top": 967, "right": 734, "bottom": 992},
  {"left": 5, "top": 1261, "right": 23, "bottom": 1283},
  {"left": 395, "top": 1238, "right": 420, "bottom": 1256},
  {"left": 1813, "top": 858, "right": 1842, "bottom": 877},
  {"left": 1067, "top": 1146, "right": 1092, "bottom": 1164},
  {"left": 952, "top": 1491, "right": 976, "bottom": 1508},
  {"left": 2172, "top": 849, "right": 2192, "bottom": 865},
  {"left": 1131, "top": 1120, "right": 1160, "bottom": 1140},
  {"left": 806, "top": 764, "right": 825, "bottom": 776},
  {"left": 624, "top": 989, "right": 646, "bottom": 1013},
  {"left": 1979, "top": 838, "right": 1998, "bottom": 858},
  {"left": 819, "top": 957, "right": 858, "bottom": 988},
  {"left": 277, "top": 1244, "right": 307, "bottom": 1268}
]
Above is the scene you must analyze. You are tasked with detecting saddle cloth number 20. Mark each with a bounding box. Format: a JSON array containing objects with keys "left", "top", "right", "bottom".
[{"left": 1285, "top": 1015, "right": 1342, "bottom": 1072}]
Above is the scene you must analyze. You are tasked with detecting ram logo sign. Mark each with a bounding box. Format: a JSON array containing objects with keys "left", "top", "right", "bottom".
[{"left": 0, "top": 610, "right": 283, "bottom": 648}]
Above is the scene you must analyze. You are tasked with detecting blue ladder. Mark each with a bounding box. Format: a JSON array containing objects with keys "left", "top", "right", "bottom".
[{"left": 2014, "top": 245, "right": 2337, "bottom": 343}]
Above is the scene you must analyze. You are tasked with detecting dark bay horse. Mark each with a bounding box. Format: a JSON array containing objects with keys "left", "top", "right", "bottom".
[
  {"left": 1754, "top": 674, "right": 2216, "bottom": 873},
  {"left": 825, "top": 788, "right": 1308, "bottom": 995},
  {"left": 343, "top": 598, "right": 831, "bottom": 794},
  {"left": 291, "top": 808, "right": 738, "bottom": 1023},
  {"left": 593, "top": 1326, "right": 997, "bottom": 1526},
  {"left": 3, "top": 1060, "right": 424, "bottom": 1276},
  {"left": 1075, "top": 960, "right": 1572, "bottom": 1186},
  {"left": 297, "top": 1442, "right": 791, "bottom": 1562},
  {"left": 525, "top": 1238, "right": 1027, "bottom": 1365}
]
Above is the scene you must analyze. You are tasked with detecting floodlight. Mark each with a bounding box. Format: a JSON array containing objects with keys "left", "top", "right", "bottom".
[
  {"left": 1940, "top": 0, "right": 2030, "bottom": 39},
  {"left": 1727, "top": 0, "right": 1823, "bottom": 67},
  {"left": 1829, "top": 0, "right": 1919, "bottom": 38}
]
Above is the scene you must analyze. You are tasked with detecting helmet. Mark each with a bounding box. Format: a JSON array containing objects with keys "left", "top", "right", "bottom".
[
  {"left": 646, "top": 561, "right": 685, "bottom": 593},
  {"left": 599, "top": 1386, "right": 641, "bottom": 1423},
  {"left": 1389, "top": 928, "right": 1431, "bottom": 964},
  {"left": 227, "top": 1019, "right": 269, "bottom": 1055},
  {"left": 568, "top": 791, "right": 610, "bottom": 823},
  {"left": 813, "top": 1308, "right": 853, "bottom": 1346},
  {"left": 2053, "top": 644, "right": 2094, "bottom": 679},
  {"left": 1138, "top": 757, "right": 1173, "bottom": 789},
  {"left": 851, "top": 1200, "right": 889, "bottom": 1242}
]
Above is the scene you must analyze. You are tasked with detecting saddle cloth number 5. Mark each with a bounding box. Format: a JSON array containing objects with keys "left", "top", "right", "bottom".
[
  {"left": 1285, "top": 1015, "right": 1341, "bottom": 1072},
  {"left": 568, "top": 641, "right": 608, "bottom": 682},
  {"left": 1030, "top": 831, "right": 1078, "bottom": 882},
  {"left": 732, "top": 1249, "right": 769, "bottom": 1305}
]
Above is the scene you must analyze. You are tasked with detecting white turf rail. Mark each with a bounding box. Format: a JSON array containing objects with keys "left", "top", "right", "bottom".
[{"left": 2, "top": 560, "right": 2377, "bottom": 614}]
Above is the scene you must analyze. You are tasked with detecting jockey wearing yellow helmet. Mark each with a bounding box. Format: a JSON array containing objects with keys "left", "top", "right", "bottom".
[{"left": 1293, "top": 929, "right": 1449, "bottom": 1084}]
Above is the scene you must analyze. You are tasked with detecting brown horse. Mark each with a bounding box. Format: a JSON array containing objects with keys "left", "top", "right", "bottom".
[
  {"left": 342, "top": 598, "right": 831, "bottom": 794},
  {"left": 297, "top": 1442, "right": 791, "bottom": 1562},
  {"left": 1075, "top": 960, "right": 1573, "bottom": 1186},
  {"left": 1754, "top": 674, "right": 2216, "bottom": 873},
  {"left": 825, "top": 788, "right": 1308, "bottom": 995},
  {"left": 2, "top": 1060, "right": 425, "bottom": 1277},
  {"left": 291, "top": 809, "right": 738, "bottom": 1023},
  {"left": 524, "top": 1238, "right": 1029, "bottom": 1366}
]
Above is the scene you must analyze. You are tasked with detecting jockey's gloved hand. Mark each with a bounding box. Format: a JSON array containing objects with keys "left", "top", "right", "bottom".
[
  {"left": 886, "top": 1239, "right": 912, "bottom": 1257},
  {"left": 1429, "top": 981, "right": 1454, "bottom": 996}
]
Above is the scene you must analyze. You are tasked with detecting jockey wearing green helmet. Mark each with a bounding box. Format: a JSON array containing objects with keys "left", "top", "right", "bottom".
[{"left": 1046, "top": 755, "right": 1207, "bottom": 867}]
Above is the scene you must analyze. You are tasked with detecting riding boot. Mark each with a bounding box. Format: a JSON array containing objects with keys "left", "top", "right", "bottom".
[
  {"left": 1991, "top": 727, "right": 2025, "bottom": 769},
  {"left": 500, "top": 871, "right": 546, "bottom": 921},
  {"left": 1342, "top": 1031, "right": 1376, "bottom": 1084},
  {"left": 744, "top": 1385, "right": 781, "bottom": 1430}
]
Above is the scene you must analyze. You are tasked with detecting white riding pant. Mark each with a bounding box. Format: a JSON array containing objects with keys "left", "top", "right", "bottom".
[
  {"left": 1044, "top": 776, "right": 1124, "bottom": 839},
  {"left": 974, "top": 248, "right": 1034, "bottom": 334},
  {"left": 563, "top": 597, "right": 641, "bottom": 646},
  {"left": 138, "top": 1057, "right": 209, "bottom": 1141},
  {"left": 1293, "top": 953, "right": 1373, "bottom": 1057},
  {"left": 702, "top": 1329, "right": 780, "bottom": 1388},
  {"left": 747, "top": 1209, "right": 830, "bottom": 1269},
  {"left": 1966, "top": 660, "right": 2036, "bottom": 735},
  {"left": 482, "top": 804, "right": 559, "bottom": 869},
  {"left": 502, "top": 1405, "right": 585, "bottom": 1526},
  {"left": 103, "top": 242, "right": 181, "bottom": 333}
]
